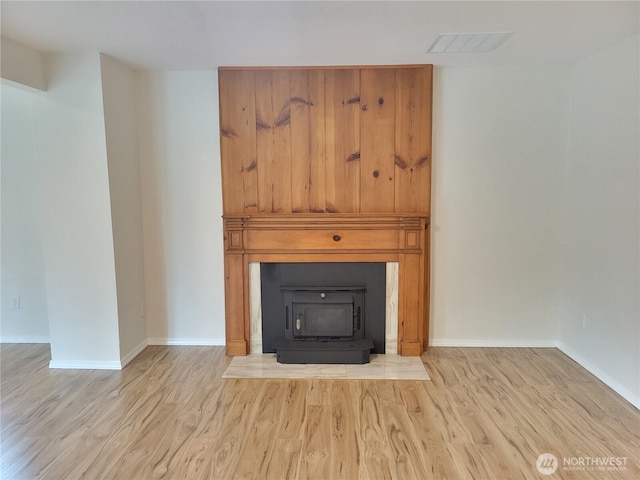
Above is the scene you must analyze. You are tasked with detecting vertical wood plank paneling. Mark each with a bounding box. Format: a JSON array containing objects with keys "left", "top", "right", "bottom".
[
  {"left": 360, "top": 69, "right": 396, "bottom": 213},
  {"left": 218, "top": 70, "right": 257, "bottom": 213},
  {"left": 394, "top": 67, "right": 433, "bottom": 213},
  {"left": 255, "top": 70, "right": 292, "bottom": 213},
  {"left": 290, "top": 70, "right": 326, "bottom": 213},
  {"left": 325, "top": 69, "right": 361, "bottom": 213},
  {"left": 220, "top": 66, "right": 432, "bottom": 216}
]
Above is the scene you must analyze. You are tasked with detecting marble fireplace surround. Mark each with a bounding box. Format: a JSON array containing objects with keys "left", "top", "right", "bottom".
[{"left": 222, "top": 214, "right": 430, "bottom": 356}]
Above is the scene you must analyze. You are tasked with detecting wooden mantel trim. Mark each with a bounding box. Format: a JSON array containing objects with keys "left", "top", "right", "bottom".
[
  {"left": 223, "top": 213, "right": 430, "bottom": 357},
  {"left": 224, "top": 212, "right": 428, "bottom": 227}
]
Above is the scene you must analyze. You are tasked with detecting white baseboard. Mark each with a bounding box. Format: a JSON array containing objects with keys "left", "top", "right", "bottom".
[
  {"left": 430, "top": 339, "right": 557, "bottom": 348},
  {"left": 147, "top": 337, "right": 225, "bottom": 346},
  {"left": 556, "top": 341, "right": 640, "bottom": 410},
  {"left": 45, "top": 338, "right": 222, "bottom": 370},
  {"left": 49, "top": 359, "right": 122, "bottom": 370},
  {"left": 120, "top": 339, "right": 148, "bottom": 368},
  {"left": 1, "top": 336, "right": 50, "bottom": 344},
  {"left": 47, "top": 339, "right": 148, "bottom": 370}
]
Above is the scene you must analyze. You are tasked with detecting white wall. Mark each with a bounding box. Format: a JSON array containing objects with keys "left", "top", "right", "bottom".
[
  {"left": 430, "top": 66, "right": 568, "bottom": 346},
  {"left": 39, "top": 53, "right": 121, "bottom": 367},
  {"left": 134, "top": 66, "right": 571, "bottom": 349},
  {"left": 136, "top": 71, "right": 225, "bottom": 344},
  {"left": 100, "top": 54, "right": 147, "bottom": 361},
  {"left": 558, "top": 34, "right": 639, "bottom": 407},
  {"left": 0, "top": 83, "right": 50, "bottom": 342}
]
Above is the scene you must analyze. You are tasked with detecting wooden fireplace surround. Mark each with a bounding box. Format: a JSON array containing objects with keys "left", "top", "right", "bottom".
[
  {"left": 219, "top": 65, "right": 433, "bottom": 356},
  {"left": 223, "top": 213, "right": 430, "bottom": 356}
]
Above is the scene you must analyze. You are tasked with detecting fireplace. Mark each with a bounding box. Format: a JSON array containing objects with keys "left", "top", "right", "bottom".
[
  {"left": 260, "top": 262, "right": 385, "bottom": 364},
  {"left": 223, "top": 213, "right": 430, "bottom": 357},
  {"left": 219, "top": 66, "right": 432, "bottom": 358}
]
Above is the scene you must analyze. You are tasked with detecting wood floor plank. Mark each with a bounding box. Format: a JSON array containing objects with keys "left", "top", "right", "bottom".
[
  {"left": 169, "top": 437, "right": 216, "bottom": 480},
  {"left": 298, "top": 405, "right": 331, "bottom": 479},
  {"left": 358, "top": 381, "right": 387, "bottom": 443},
  {"left": 383, "top": 405, "right": 430, "bottom": 479},
  {"left": 329, "top": 382, "right": 361, "bottom": 480},
  {"left": 1, "top": 344, "right": 638, "bottom": 480},
  {"left": 447, "top": 443, "right": 495, "bottom": 480},
  {"left": 264, "top": 439, "right": 302, "bottom": 480},
  {"left": 361, "top": 441, "right": 397, "bottom": 480},
  {"left": 276, "top": 380, "right": 310, "bottom": 439},
  {"left": 358, "top": 381, "right": 398, "bottom": 479},
  {"left": 208, "top": 381, "right": 261, "bottom": 479},
  {"left": 99, "top": 403, "right": 179, "bottom": 479},
  {"left": 233, "top": 380, "right": 288, "bottom": 479},
  {"left": 307, "top": 379, "right": 331, "bottom": 406},
  {"left": 0, "top": 436, "right": 51, "bottom": 479}
]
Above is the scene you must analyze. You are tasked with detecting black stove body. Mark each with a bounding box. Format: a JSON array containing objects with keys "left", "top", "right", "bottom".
[{"left": 260, "top": 263, "right": 385, "bottom": 364}]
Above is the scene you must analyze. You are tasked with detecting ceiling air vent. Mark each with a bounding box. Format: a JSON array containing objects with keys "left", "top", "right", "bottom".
[{"left": 428, "top": 32, "right": 514, "bottom": 53}]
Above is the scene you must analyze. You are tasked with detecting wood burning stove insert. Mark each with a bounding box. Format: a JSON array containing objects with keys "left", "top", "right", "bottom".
[
  {"left": 261, "top": 263, "right": 385, "bottom": 364},
  {"left": 283, "top": 288, "right": 364, "bottom": 340}
]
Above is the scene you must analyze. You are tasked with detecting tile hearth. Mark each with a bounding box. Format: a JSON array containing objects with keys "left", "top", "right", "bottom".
[{"left": 222, "top": 354, "right": 430, "bottom": 380}]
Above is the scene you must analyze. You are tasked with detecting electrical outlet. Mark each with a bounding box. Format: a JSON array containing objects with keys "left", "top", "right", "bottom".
[
  {"left": 11, "top": 296, "right": 21, "bottom": 310},
  {"left": 581, "top": 313, "right": 586, "bottom": 329}
]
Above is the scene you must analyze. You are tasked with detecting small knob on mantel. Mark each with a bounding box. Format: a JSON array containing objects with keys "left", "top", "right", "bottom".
[{"left": 333, "top": 235, "right": 341, "bottom": 242}]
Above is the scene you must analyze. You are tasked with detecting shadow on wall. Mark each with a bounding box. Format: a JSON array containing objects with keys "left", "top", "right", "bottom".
[{"left": 135, "top": 71, "right": 226, "bottom": 344}]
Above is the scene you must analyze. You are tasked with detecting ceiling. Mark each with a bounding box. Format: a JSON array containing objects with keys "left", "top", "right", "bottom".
[{"left": 1, "top": 1, "right": 638, "bottom": 70}]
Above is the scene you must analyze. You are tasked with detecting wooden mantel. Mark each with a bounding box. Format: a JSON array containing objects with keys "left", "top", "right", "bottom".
[
  {"left": 223, "top": 213, "right": 430, "bottom": 356},
  {"left": 218, "top": 65, "right": 433, "bottom": 356}
]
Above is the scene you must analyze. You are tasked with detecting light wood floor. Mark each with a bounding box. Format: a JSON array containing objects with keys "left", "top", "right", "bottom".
[{"left": 1, "top": 345, "right": 638, "bottom": 480}]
